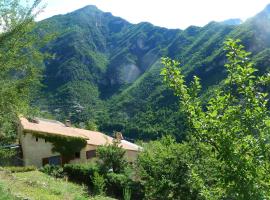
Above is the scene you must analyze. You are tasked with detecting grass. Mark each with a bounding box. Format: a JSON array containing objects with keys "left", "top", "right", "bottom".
[
  {"left": 0, "top": 169, "right": 115, "bottom": 200},
  {"left": 0, "top": 183, "right": 14, "bottom": 200}
]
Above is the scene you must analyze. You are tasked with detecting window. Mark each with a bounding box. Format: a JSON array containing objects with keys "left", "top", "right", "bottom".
[
  {"left": 86, "top": 150, "right": 96, "bottom": 159},
  {"left": 75, "top": 152, "right": 80, "bottom": 159},
  {"left": 43, "top": 156, "right": 61, "bottom": 166},
  {"left": 36, "top": 137, "right": 38, "bottom": 142}
]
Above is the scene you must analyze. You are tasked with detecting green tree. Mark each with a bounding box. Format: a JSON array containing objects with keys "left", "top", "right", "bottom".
[
  {"left": 0, "top": 0, "right": 48, "bottom": 140},
  {"left": 137, "top": 136, "right": 200, "bottom": 200},
  {"left": 161, "top": 39, "right": 270, "bottom": 199},
  {"left": 97, "top": 139, "right": 127, "bottom": 173},
  {"left": 85, "top": 119, "right": 98, "bottom": 131},
  {"left": 0, "top": 0, "right": 53, "bottom": 165}
]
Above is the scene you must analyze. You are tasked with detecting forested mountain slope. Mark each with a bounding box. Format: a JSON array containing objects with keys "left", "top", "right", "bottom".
[{"left": 37, "top": 4, "right": 270, "bottom": 140}]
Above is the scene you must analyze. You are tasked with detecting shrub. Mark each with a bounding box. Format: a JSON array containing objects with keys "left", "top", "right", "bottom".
[
  {"left": 105, "top": 173, "right": 128, "bottom": 197},
  {"left": 96, "top": 140, "right": 127, "bottom": 173},
  {"left": 0, "top": 149, "right": 16, "bottom": 166},
  {"left": 105, "top": 172, "right": 143, "bottom": 199},
  {"left": 123, "top": 187, "right": 131, "bottom": 200},
  {"left": 137, "top": 137, "right": 198, "bottom": 199},
  {"left": 40, "top": 165, "right": 65, "bottom": 178},
  {"left": 93, "top": 172, "right": 105, "bottom": 195},
  {"left": 63, "top": 162, "right": 99, "bottom": 186},
  {"left": 4, "top": 166, "right": 36, "bottom": 173}
]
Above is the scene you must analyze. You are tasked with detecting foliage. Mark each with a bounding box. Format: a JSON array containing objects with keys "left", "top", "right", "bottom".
[
  {"left": 0, "top": 0, "right": 51, "bottom": 140},
  {"left": 105, "top": 172, "right": 129, "bottom": 197},
  {"left": 0, "top": 170, "right": 89, "bottom": 200},
  {"left": 88, "top": 196, "right": 116, "bottom": 200},
  {"left": 40, "top": 164, "right": 65, "bottom": 178},
  {"left": 137, "top": 136, "right": 199, "bottom": 200},
  {"left": 123, "top": 187, "right": 131, "bottom": 200},
  {"left": 63, "top": 162, "right": 99, "bottom": 185},
  {"left": 96, "top": 140, "right": 127, "bottom": 173},
  {"left": 161, "top": 39, "right": 270, "bottom": 199},
  {"left": 63, "top": 161, "right": 143, "bottom": 199},
  {"left": 93, "top": 172, "right": 105, "bottom": 195},
  {"left": 86, "top": 120, "right": 99, "bottom": 131},
  {"left": 104, "top": 171, "right": 144, "bottom": 199},
  {"left": 4, "top": 166, "right": 36, "bottom": 173},
  {"left": 31, "top": 132, "right": 87, "bottom": 158},
  {"left": 0, "top": 148, "right": 16, "bottom": 166}
]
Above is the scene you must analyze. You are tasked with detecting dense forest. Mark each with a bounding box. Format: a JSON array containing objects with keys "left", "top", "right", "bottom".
[{"left": 35, "top": 4, "right": 270, "bottom": 141}]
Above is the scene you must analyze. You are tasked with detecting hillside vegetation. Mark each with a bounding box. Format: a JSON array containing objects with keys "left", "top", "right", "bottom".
[
  {"left": 0, "top": 169, "right": 114, "bottom": 200},
  {"left": 36, "top": 4, "right": 270, "bottom": 140}
]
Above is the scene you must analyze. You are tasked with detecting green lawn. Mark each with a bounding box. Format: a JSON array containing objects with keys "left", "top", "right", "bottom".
[{"left": 0, "top": 169, "right": 114, "bottom": 200}]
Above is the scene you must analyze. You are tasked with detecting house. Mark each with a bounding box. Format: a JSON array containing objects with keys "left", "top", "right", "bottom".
[{"left": 18, "top": 117, "right": 141, "bottom": 168}]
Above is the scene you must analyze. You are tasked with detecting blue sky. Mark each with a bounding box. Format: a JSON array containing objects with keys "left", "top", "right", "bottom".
[{"left": 38, "top": 0, "right": 270, "bottom": 29}]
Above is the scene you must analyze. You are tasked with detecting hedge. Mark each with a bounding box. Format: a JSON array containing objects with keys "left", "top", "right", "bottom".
[
  {"left": 106, "top": 173, "right": 144, "bottom": 199},
  {"left": 4, "top": 166, "right": 37, "bottom": 173},
  {"left": 63, "top": 163, "right": 144, "bottom": 199},
  {"left": 63, "top": 162, "right": 99, "bottom": 186}
]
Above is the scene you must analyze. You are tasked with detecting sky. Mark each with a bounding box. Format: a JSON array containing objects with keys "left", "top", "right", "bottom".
[{"left": 38, "top": 0, "right": 270, "bottom": 29}]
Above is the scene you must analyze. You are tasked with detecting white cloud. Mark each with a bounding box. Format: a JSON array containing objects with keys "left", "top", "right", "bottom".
[{"left": 38, "top": 0, "right": 270, "bottom": 29}]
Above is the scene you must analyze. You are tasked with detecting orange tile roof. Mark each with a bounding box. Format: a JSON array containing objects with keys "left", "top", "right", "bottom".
[{"left": 19, "top": 117, "right": 140, "bottom": 151}]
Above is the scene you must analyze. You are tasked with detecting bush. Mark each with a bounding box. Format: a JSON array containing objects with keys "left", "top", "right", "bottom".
[
  {"left": 63, "top": 162, "right": 99, "bottom": 186},
  {"left": 4, "top": 166, "right": 36, "bottom": 173},
  {"left": 123, "top": 187, "right": 131, "bottom": 200},
  {"left": 137, "top": 137, "right": 198, "bottom": 199},
  {"left": 0, "top": 149, "right": 16, "bottom": 166},
  {"left": 105, "top": 172, "right": 144, "bottom": 199},
  {"left": 96, "top": 140, "right": 127, "bottom": 173},
  {"left": 93, "top": 172, "right": 105, "bottom": 195},
  {"left": 106, "top": 172, "right": 128, "bottom": 196},
  {"left": 63, "top": 162, "right": 143, "bottom": 199},
  {"left": 40, "top": 165, "right": 65, "bottom": 178}
]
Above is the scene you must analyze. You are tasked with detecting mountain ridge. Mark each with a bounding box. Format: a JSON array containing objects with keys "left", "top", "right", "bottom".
[{"left": 36, "top": 4, "right": 270, "bottom": 140}]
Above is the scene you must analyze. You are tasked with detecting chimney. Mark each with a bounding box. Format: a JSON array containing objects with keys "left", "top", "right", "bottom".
[
  {"left": 115, "top": 132, "right": 124, "bottom": 141},
  {"left": 28, "top": 117, "right": 39, "bottom": 124},
  {"left": 65, "top": 120, "right": 71, "bottom": 127}
]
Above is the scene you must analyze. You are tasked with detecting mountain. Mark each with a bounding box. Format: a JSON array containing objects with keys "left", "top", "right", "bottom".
[
  {"left": 36, "top": 4, "right": 270, "bottom": 141},
  {"left": 221, "top": 18, "right": 242, "bottom": 25}
]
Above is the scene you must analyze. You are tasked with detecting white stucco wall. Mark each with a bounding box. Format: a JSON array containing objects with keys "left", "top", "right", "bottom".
[
  {"left": 69, "top": 145, "right": 97, "bottom": 164},
  {"left": 20, "top": 133, "right": 60, "bottom": 167}
]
